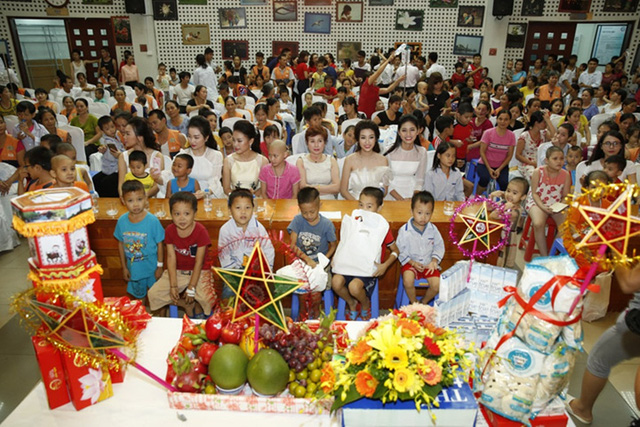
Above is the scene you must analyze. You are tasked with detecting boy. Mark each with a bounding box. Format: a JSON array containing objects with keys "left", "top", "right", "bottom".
[
  {"left": 451, "top": 62, "right": 466, "bottom": 86},
  {"left": 39, "top": 134, "right": 62, "bottom": 152},
  {"left": 302, "top": 92, "right": 313, "bottom": 115},
  {"left": 396, "top": 191, "right": 444, "bottom": 305},
  {"left": 467, "top": 54, "right": 484, "bottom": 89},
  {"left": 432, "top": 115, "right": 455, "bottom": 150},
  {"left": 416, "top": 81, "right": 429, "bottom": 114},
  {"left": 287, "top": 187, "right": 337, "bottom": 319},
  {"left": 218, "top": 188, "right": 275, "bottom": 301},
  {"left": 148, "top": 192, "right": 215, "bottom": 317},
  {"left": 11, "top": 101, "right": 48, "bottom": 151},
  {"left": 156, "top": 63, "right": 171, "bottom": 94},
  {"left": 94, "top": 88, "right": 107, "bottom": 104},
  {"left": 55, "top": 143, "right": 94, "bottom": 192},
  {"left": 50, "top": 154, "right": 89, "bottom": 192},
  {"left": 124, "top": 150, "right": 159, "bottom": 197},
  {"left": 259, "top": 140, "right": 300, "bottom": 200},
  {"left": 114, "top": 180, "right": 164, "bottom": 301},
  {"left": 18, "top": 146, "right": 55, "bottom": 194},
  {"left": 490, "top": 177, "right": 529, "bottom": 268},
  {"left": 603, "top": 155, "right": 626, "bottom": 184},
  {"left": 502, "top": 59, "right": 514, "bottom": 86},
  {"left": 278, "top": 87, "right": 294, "bottom": 116},
  {"left": 452, "top": 102, "right": 474, "bottom": 170},
  {"left": 565, "top": 145, "right": 583, "bottom": 187},
  {"left": 315, "top": 76, "right": 338, "bottom": 102},
  {"left": 93, "top": 116, "right": 125, "bottom": 197},
  {"left": 331, "top": 187, "right": 398, "bottom": 320},
  {"left": 166, "top": 153, "right": 200, "bottom": 198}
]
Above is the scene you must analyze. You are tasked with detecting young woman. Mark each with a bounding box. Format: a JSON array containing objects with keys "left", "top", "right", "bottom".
[
  {"left": 477, "top": 110, "right": 516, "bottom": 193},
  {"left": 110, "top": 88, "right": 137, "bottom": 117},
  {"left": 372, "top": 94, "right": 402, "bottom": 129},
  {"left": 0, "top": 85, "right": 18, "bottom": 117},
  {"left": 70, "top": 98, "right": 102, "bottom": 158},
  {"left": 222, "top": 120, "right": 268, "bottom": 195},
  {"left": 296, "top": 126, "right": 340, "bottom": 200},
  {"left": 34, "top": 88, "right": 58, "bottom": 113},
  {"left": 120, "top": 54, "right": 139, "bottom": 87},
  {"left": 220, "top": 96, "right": 244, "bottom": 127},
  {"left": 337, "top": 96, "right": 366, "bottom": 127},
  {"left": 191, "top": 53, "right": 218, "bottom": 103},
  {"left": 117, "top": 117, "right": 164, "bottom": 196},
  {"left": 516, "top": 110, "right": 555, "bottom": 180},
  {"left": 36, "top": 108, "right": 70, "bottom": 145},
  {"left": 165, "top": 100, "right": 189, "bottom": 136},
  {"left": 384, "top": 115, "right": 428, "bottom": 200}
]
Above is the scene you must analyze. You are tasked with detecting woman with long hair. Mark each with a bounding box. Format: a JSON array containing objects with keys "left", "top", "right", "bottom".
[{"left": 117, "top": 117, "right": 163, "bottom": 196}]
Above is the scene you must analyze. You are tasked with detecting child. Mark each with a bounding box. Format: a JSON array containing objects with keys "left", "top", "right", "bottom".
[
  {"left": 603, "top": 154, "right": 626, "bottom": 183},
  {"left": 156, "top": 63, "right": 171, "bottom": 96},
  {"left": 278, "top": 88, "right": 294, "bottom": 116},
  {"left": 34, "top": 88, "right": 58, "bottom": 113},
  {"left": 218, "top": 189, "right": 275, "bottom": 301},
  {"left": 236, "top": 96, "right": 253, "bottom": 121},
  {"left": 490, "top": 177, "right": 529, "bottom": 268},
  {"left": 331, "top": 187, "right": 397, "bottom": 320},
  {"left": 451, "top": 102, "right": 474, "bottom": 171},
  {"left": 332, "top": 87, "right": 348, "bottom": 118},
  {"left": 416, "top": 81, "right": 429, "bottom": 114},
  {"left": 315, "top": 76, "right": 338, "bottom": 102},
  {"left": 169, "top": 67, "right": 179, "bottom": 86},
  {"left": 124, "top": 150, "right": 159, "bottom": 197},
  {"left": 467, "top": 54, "right": 484, "bottom": 89},
  {"left": 260, "top": 125, "right": 279, "bottom": 158},
  {"left": 55, "top": 143, "right": 94, "bottom": 192},
  {"left": 50, "top": 154, "right": 89, "bottom": 192},
  {"left": 259, "top": 140, "right": 300, "bottom": 199},
  {"left": 148, "top": 191, "right": 215, "bottom": 318},
  {"left": 432, "top": 115, "right": 455, "bottom": 151},
  {"left": 537, "top": 123, "right": 574, "bottom": 167},
  {"left": 287, "top": 187, "right": 337, "bottom": 319},
  {"left": 302, "top": 92, "right": 313, "bottom": 115},
  {"left": 424, "top": 142, "right": 464, "bottom": 201},
  {"left": 18, "top": 146, "right": 55, "bottom": 194},
  {"left": 166, "top": 153, "right": 200, "bottom": 198},
  {"left": 310, "top": 58, "right": 328, "bottom": 91},
  {"left": 93, "top": 116, "right": 124, "bottom": 197},
  {"left": 565, "top": 145, "right": 583, "bottom": 186},
  {"left": 94, "top": 88, "right": 107, "bottom": 104},
  {"left": 114, "top": 180, "right": 164, "bottom": 300},
  {"left": 451, "top": 62, "right": 466, "bottom": 86},
  {"left": 502, "top": 59, "right": 514, "bottom": 86},
  {"left": 338, "top": 125, "right": 357, "bottom": 157},
  {"left": 397, "top": 191, "right": 445, "bottom": 304},
  {"left": 626, "top": 125, "right": 640, "bottom": 162},
  {"left": 39, "top": 134, "right": 62, "bottom": 152},
  {"left": 11, "top": 101, "right": 48, "bottom": 151},
  {"left": 525, "top": 146, "right": 571, "bottom": 257},
  {"left": 219, "top": 126, "right": 234, "bottom": 157}
]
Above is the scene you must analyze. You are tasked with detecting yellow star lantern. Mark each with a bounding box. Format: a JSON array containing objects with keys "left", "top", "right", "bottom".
[
  {"left": 457, "top": 201, "right": 506, "bottom": 250},
  {"left": 213, "top": 241, "right": 303, "bottom": 332}
]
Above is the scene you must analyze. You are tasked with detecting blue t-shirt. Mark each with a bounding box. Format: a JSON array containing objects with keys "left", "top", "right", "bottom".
[
  {"left": 170, "top": 177, "right": 197, "bottom": 194},
  {"left": 287, "top": 214, "right": 336, "bottom": 261},
  {"left": 512, "top": 70, "right": 527, "bottom": 88},
  {"left": 114, "top": 212, "right": 165, "bottom": 281}
]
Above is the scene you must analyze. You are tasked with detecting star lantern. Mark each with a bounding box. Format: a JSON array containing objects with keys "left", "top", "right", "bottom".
[{"left": 457, "top": 202, "right": 506, "bottom": 250}]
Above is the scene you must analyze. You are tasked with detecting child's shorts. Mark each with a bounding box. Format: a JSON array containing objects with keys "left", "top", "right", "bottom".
[
  {"left": 128, "top": 276, "right": 156, "bottom": 299},
  {"left": 401, "top": 263, "right": 441, "bottom": 281},
  {"left": 342, "top": 275, "right": 377, "bottom": 298}
]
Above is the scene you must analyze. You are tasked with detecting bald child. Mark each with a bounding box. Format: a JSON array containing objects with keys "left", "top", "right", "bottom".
[
  {"left": 259, "top": 139, "right": 301, "bottom": 200},
  {"left": 50, "top": 154, "right": 90, "bottom": 192}
]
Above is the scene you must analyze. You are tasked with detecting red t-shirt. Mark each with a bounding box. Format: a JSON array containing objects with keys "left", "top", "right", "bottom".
[
  {"left": 381, "top": 228, "right": 394, "bottom": 263},
  {"left": 295, "top": 63, "right": 309, "bottom": 81},
  {"left": 358, "top": 80, "right": 380, "bottom": 119},
  {"left": 453, "top": 122, "right": 472, "bottom": 160},
  {"left": 451, "top": 72, "right": 466, "bottom": 86},
  {"left": 468, "top": 64, "right": 483, "bottom": 89},
  {"left": 165, "top": 222, "right": 211, "bottom": 271},
  {"left": 467, "top": 117, "right": 494, "bottom": 161},
  {"left": 317, "top": 87, "right": 337, "bottom": 97}
]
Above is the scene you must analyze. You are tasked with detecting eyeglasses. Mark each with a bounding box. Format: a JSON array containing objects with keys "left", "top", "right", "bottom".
[{"left": 603, "top": 141, "right": 621, "bottom": 148}]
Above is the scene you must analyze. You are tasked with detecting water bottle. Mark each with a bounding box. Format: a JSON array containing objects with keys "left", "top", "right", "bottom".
[
  {"left": 90, "top": 190, "right": 99, "bottom": 213},
  {"left": 203, "top": 189, "right": 212, "bottom": 213}
]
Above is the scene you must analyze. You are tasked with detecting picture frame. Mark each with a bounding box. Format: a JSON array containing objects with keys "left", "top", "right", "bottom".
[
  {"left": 111, "top": 16, "right": 132, "bottom": 46},
  {"left": 336, "top": 2, "right": 363, "bottom": 22},
  {"left": 181, "top": 24, "right": 210, "bottom": 45},
  {"left": 219, "top": 8, "right": 247, "bottom": 29},
  {"left": 395, "top": 9, "right": 424, "bottom": 31},
  {"left": 273, "top": 1, "right": 297, "bottom": 22},
  {"left": 82, "top": 0, "right": 112, "bottom": 4},
  {"left": 558, "top": 0, "right": 591, "bottom": 13},
  {"left": 304, "top": 13, "right": 331, "bottom": 34},
  {"left": 337, "top": 42, "right": 362, "bottom": 61},
  {"left": 179, "top": 0, "right": 206, "bottom": 4},
  {"left": 394, "top": 42, "right": 422, "bottom": 57},
  {"left": 240, "top": 0, "right": 268, "bottom": 4},
  {"left": 305, "top": 0, "right": 331, "bottom": 5},
  {"left": 506, "top": 23, "right": 528, "bottom": 48},
  {"left": 222, "top": 40, "right": 249, "bottom": 60},
  {"left": 602, "top": 0, "right": 638, "bottom": 12},
  {"left": 429, "top": 0, "right": 458, "bottom": 7},
  {"left": 152, "top": 0, "right": 178, "bottom": 21},
  {"left": 369, "top": 0, "right": 393, "bottom": 5},
  {"left": 521, "top": 0, "right": 545, "bottom": 15},
  {"left": 457, "top": 6, "right": 484, "bottom": 27},
  {"left": 272, "top": 41, "right": 299, "bottom": 58},
  {"left": 453, "top": 34, "right": 483, "bottom": 56}
]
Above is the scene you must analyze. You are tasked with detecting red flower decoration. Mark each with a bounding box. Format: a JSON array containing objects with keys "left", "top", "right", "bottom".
[{"left": 423, "top": 336, "right": 441, "bottom": 356}]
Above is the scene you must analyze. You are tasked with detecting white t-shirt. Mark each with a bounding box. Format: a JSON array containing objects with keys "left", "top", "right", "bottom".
[
  {"left": 426, "top": 63, "right": 447, "bottom": 80},
  {"left": 173, "top": 84, "right": 195, "bottom": 107},
  {"left": 578, "top": 70, "right": 602, "bottom": 88}
]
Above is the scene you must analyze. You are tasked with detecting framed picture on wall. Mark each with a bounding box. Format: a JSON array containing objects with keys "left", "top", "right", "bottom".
[
  {"left": 181, "top": 24, "right": 210, "bottom": 45},
  {"left": 337, "top": 42, "right": 362, "bottom": 60},
  {"left": 395, "top": 9, "right": 424, "bottom": 31},
  {"left": 521, "top": 0, "right": 545, "bottom": 15},
  {"left": 219, "top": 8, "right": 247, "bottom": 29},
  {"left": 457, "top": 6, "right": 484, "bottom": 27},
  {"left": 272, "top": 41, "right": 299, "bottom": 58},
  {"left": 222, "top": 40, "right": 249, "bottom": 60},
  {"left": 336, "top": 2, "right": 363, "bottom": 22},
  {"left": 369, "top": 0, "right": 393, "bottom": 5},
  {"left": 111, "top": 16, "right": 132, "bottom": 45},
  {"left": 179, "top": 0, "right": 206, "bottom": 4},
  {"left": 558, "top": 0, "right": 591, "bottom": 13},
  {"left": 273, "top": 1, "right": 297, "bottom": 21},
  {"left": 394, "top": 42, "right": 422, "bottom": 56},
  {"left": 429, "top": 0, "right": 458, "bottom": 7},
  {"left": 602, "top": 0, "right": 639, "bottom": 11},
  {"left": 453, "top": 34, "right": 483, "bottom": 56},
  {"left": 305, "top": 0, "right": 331, "bottom": 5},
  {"left": 241, "top": 0, "right": 268, "bottom": 4},
  {"left": 304, "top": 13, "right": 331, "bottom": 34},
  {"left": 83, "top": 0, "right": 113, "bottom": 4},
  {"left": 506, "top": 23, "right": 528, "bottom": 48},
  {"left": 153, "top": 0, "right": 178, "bottom": 20}
]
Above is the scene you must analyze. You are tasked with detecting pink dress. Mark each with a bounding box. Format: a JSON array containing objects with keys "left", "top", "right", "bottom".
[{"left": 526, "top": 166, "right": 569, "bottom": 210}]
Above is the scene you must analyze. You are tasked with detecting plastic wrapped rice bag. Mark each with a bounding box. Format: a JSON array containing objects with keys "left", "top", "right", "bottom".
[{"left": 533, "top": 344, "right": 576, "bottom": 415}]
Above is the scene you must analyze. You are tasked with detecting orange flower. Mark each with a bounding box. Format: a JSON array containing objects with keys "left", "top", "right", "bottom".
[
  {"left": 418, "top": 359, "right": 443, "bottom": 386},
  {"left": 347, "top": 340, "right": 372, "bottom": 365},
  {"left": 320, "top": 363, "right": 335, "bottom": 393},
  {"left": 354, "top": 370, "right": 378, "bottom": 398},
  {"left": 396, "top": 318, "right": 421, "bottom": 337},
  {"left": 424, "top": 322, "right": 446, "bottom": 336}
]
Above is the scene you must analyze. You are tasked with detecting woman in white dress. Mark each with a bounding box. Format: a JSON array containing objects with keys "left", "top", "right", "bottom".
[
  {"left": 222, "top": 120, "right": 268, "bottom": 195},
  {"left": 384, "top": 115, "right": 428, "bottom": 200},
  {"left": 340, "top": 120, "right": 390, "bottom": 200},
  {"left": 296, "top": 126, "right": 340, "bottom": 199}
]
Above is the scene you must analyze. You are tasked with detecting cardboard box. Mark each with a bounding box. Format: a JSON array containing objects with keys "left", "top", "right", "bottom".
[
  {"left": 31, "top": 336, "right": 70, "bottom": 409},
  {"left": 11, "top": 187, "right": 92, "bottom": 227},
  {"left": 61, "top": 351, "right": 113, "bottom": 411},
  {"left": 28, "top": 225, "right": 92, "bottom": 269}
]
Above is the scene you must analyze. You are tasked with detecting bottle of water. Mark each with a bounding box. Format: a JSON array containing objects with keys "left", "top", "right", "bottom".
[
  {"left": 90, "top": 190, "right": 99, "bottom": 213},
  {"left": 203, "top": 189, "right": 212, "bottom": 212}
]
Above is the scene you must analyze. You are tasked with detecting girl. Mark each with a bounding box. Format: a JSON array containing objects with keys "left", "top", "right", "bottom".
[
  {"left": 477, "top": 110, "right": 516, "bottom": 194},
  {"left": 423, "top": 141, "right": 464, "bottom": 201},
  {"left": 76, "top": 73, "right": 96, "bottom": 96},
  {"left": 61, "top": 96, "right": 77, "bottom": 121},
  {"left": 426, "top": 73, "right": 450, "bottom": 134},
  {"left": 110, "top": 88, "right": 137, "bottom": 117},
  {"left": 340, "top": 120, "right": 390, "bottom": 200},
  {"left": 602, "top": 89, "right": 625, "bottom": 114},
  {"left": 594, "top": 85, "right": 608, "bottom": 110},
  {"left": 560, "top": 106, "right": 590, "bottom": 146},
  {"left": 384, "top": 115, "right": 428, "bottom": 200},
  {"left": 340, "top": 125, "right": 357, "bottom": 157},
  {"left": 259, "top": 125, "right": 278, "bottom": 158},
  {"left": 619, "top": 113, "right": 637, "bottom": 140},
  {"left": 296, "top": 126, "right": 340, "bottom": 199},
  {"left": 468, "top": 100, "right": 494, "bottom": 161},
  {"left": 186, "top": 85, "right": 213, "bottom": 114},
  {"left": 218, "top": 126, "right": 234, "bottom": 158},
  {"left": 508, "top": 104, "right": 525, "bottom": 131},
  {"left": 222, "top": 120, "right": 268, "bottom": 195},
  {"left": 491, "top": 84, "right": 504, "bottom": 111},
  {"left": 70, "top": 98, "right": 102, "bottom": 158},
  {"left": 117, "top": 117, "right": 164, "bottom": 197},
  {"left": 70, "top": 49, "right": 89, "bottom": 85},
  {"left": 337, "top": 96, "right": 366, "bottom": 128},
  {"left": 516, "top": 110, "right": 555, "bottom": 180},
  {"left": 191, "top": 54, "right": 217, "bottom": 103},
  {"left": 259, "top": 139, "right": 300, "bottom": 200},
  {"left": 549, "top": 98, "right": 565, "bottom": 121},
  {"left": 254, "top": 104, "right": 275, "bottom": 132},
  {"left": 521, "top": 97, "right": 541, "bottom": 127},
  {"left": 525, "top": 146, "right": 571, "bottom": 256},
  {"left": 34, "top": 88, "right": 58, "bottom": 113},
  {"left": 165, "top": 100, "right": 188, "bottom": 136},
  {"left": 120, "top": 54, "right": 139, "bottom": 87},
  {"left": 520, "top": 76, "right": 538, "bottom": 103},
  {"left": 0, "top": 85, "right": 18, "bottom": 117}
]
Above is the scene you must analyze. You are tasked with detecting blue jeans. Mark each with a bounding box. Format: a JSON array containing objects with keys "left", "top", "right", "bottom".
[{"left": 476, "top": 163, "right": 507, "bottom": 192}]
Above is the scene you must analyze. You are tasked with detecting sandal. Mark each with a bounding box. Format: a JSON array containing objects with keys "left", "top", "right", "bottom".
[
  {"left": 346, "top": 310, "right": 358, "bottom": 321},
  {"left": 564, "top": 395, "right": 592, "bottom": 425},
  {"left": 360, "top": 308, "right": 372, "bottom": 321}
]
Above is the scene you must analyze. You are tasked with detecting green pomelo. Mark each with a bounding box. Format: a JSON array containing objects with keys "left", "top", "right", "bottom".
[
  {"left": 208, "top": 344, "right": 248, "bottom": 389},
  {"left": 246, "top": 349, "right": 290, "bottom": 396}
]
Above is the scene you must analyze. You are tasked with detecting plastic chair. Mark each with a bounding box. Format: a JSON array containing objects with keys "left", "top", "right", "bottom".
[
  {"left": 60, "top": 125, "right": 86, "bottom": 163},
  {"left": 549, "top": 237, "right": 568, "bottom": 256},
  {"left": 169, "top": 305, "right": 179, "bottom": 318},
  {"left": 519, "top": 216, "right": 557, "bottom": 262},
  {"left": 394, "top": 278, "right": 433, "bottom": 308},
  {"left": 322, "top": 281, "right": 379, "bottom": 321}
]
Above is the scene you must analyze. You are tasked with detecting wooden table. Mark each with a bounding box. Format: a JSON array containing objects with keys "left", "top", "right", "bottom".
[{"left": 89, "top": 198, "right": 496, "bottom": 308}]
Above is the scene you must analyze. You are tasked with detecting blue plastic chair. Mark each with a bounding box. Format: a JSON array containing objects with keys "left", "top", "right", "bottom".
[
  {"left": 467, "top": 159, "right": 500, "bottom": 196},
  {"left": 169, "top": 305, "right": 179, "bottom": 318},
  {"left": 395, "top": 278, "right": 432, "bottom": 308},
  {"left": 549, "top": 237, "right": 568, "bottom": 256},
  {"left": 322, "top": 281, "right": 379, "bottom": 321}
]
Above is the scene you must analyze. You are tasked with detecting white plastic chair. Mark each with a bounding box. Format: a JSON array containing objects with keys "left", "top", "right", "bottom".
[
  {"left": 237, "top": 109, "right": 252, "bottom": 120},
  {"left": 325, "top": 104, "right": 335, "bottom": 120},
  {"left": 340, "top": 118, "right": 362, "bottom": 137},
  {"left": 222, "top": 117, "right": 243, "bottom": 130},
  {"left": 371, "top": 111, "right": 382, "bottom": 121},
  {"left": 291, "top": 131, "right": 307, "bottom": 155},
  {"left": 56, "top": 114, "right": 69, "bottom": 126},
  {"left": 133, "top": 103, "right": 143, "bottom": 116},
  {"left": 285, "top": 153, "right": 304, "bottom": 166},
  {"left": 589, "top": 113, "right": 614, "bottom": 137},
  {"left": 107, "top": 97, "right": 117, "bottom": 108},
  {"left": 89, "top": 102, "right": 110, "bottom": 118},
  {"left": 3, "top": 115, "right": 19, "bottom": 130},
  {"left": 60, "top": 125, "right": 86, "bottom": 163},
  {"left": 89, "top": 152, "right": 103, "bottom": 172},
  {"left": 550, "top": 115, "right": 562, "bottom": 129},
  {"left": 124, "top": 86, "right": 136, "bottom": 103}
]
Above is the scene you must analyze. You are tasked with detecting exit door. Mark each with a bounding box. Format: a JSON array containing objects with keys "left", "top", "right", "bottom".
[{"left": 523, "top": 22, "right": 576, "bottom": 70}]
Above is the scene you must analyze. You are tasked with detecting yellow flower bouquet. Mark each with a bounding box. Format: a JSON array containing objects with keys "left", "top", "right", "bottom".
[{"left": 321, "top": 310, "right": 473, "bottom": 412}]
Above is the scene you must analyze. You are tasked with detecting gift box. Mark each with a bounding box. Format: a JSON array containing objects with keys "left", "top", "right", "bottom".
[
  {"left": 60, "top": 351, "right": 113, "bottom": 411},
  {"left": 31, "top": 336, "right": 70, "bottom": 410},
  {"left": 340, "top": 378, "right": 478, "bottom": 427},
  {"left": 27, "top": 226, "right": 92, "bottom": 268},
  {"left": 28, "top": 253, "right": 104, "bottom": 303}
]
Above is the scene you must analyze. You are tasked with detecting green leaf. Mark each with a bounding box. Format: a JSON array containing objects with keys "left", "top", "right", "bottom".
[{"left": 330, "top": 385, "right": 362, "bottom": 412}]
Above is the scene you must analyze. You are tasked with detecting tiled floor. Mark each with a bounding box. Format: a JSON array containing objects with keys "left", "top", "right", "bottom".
[{"left": 0, "top": 239, "right": 638, "bottom": 425}]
